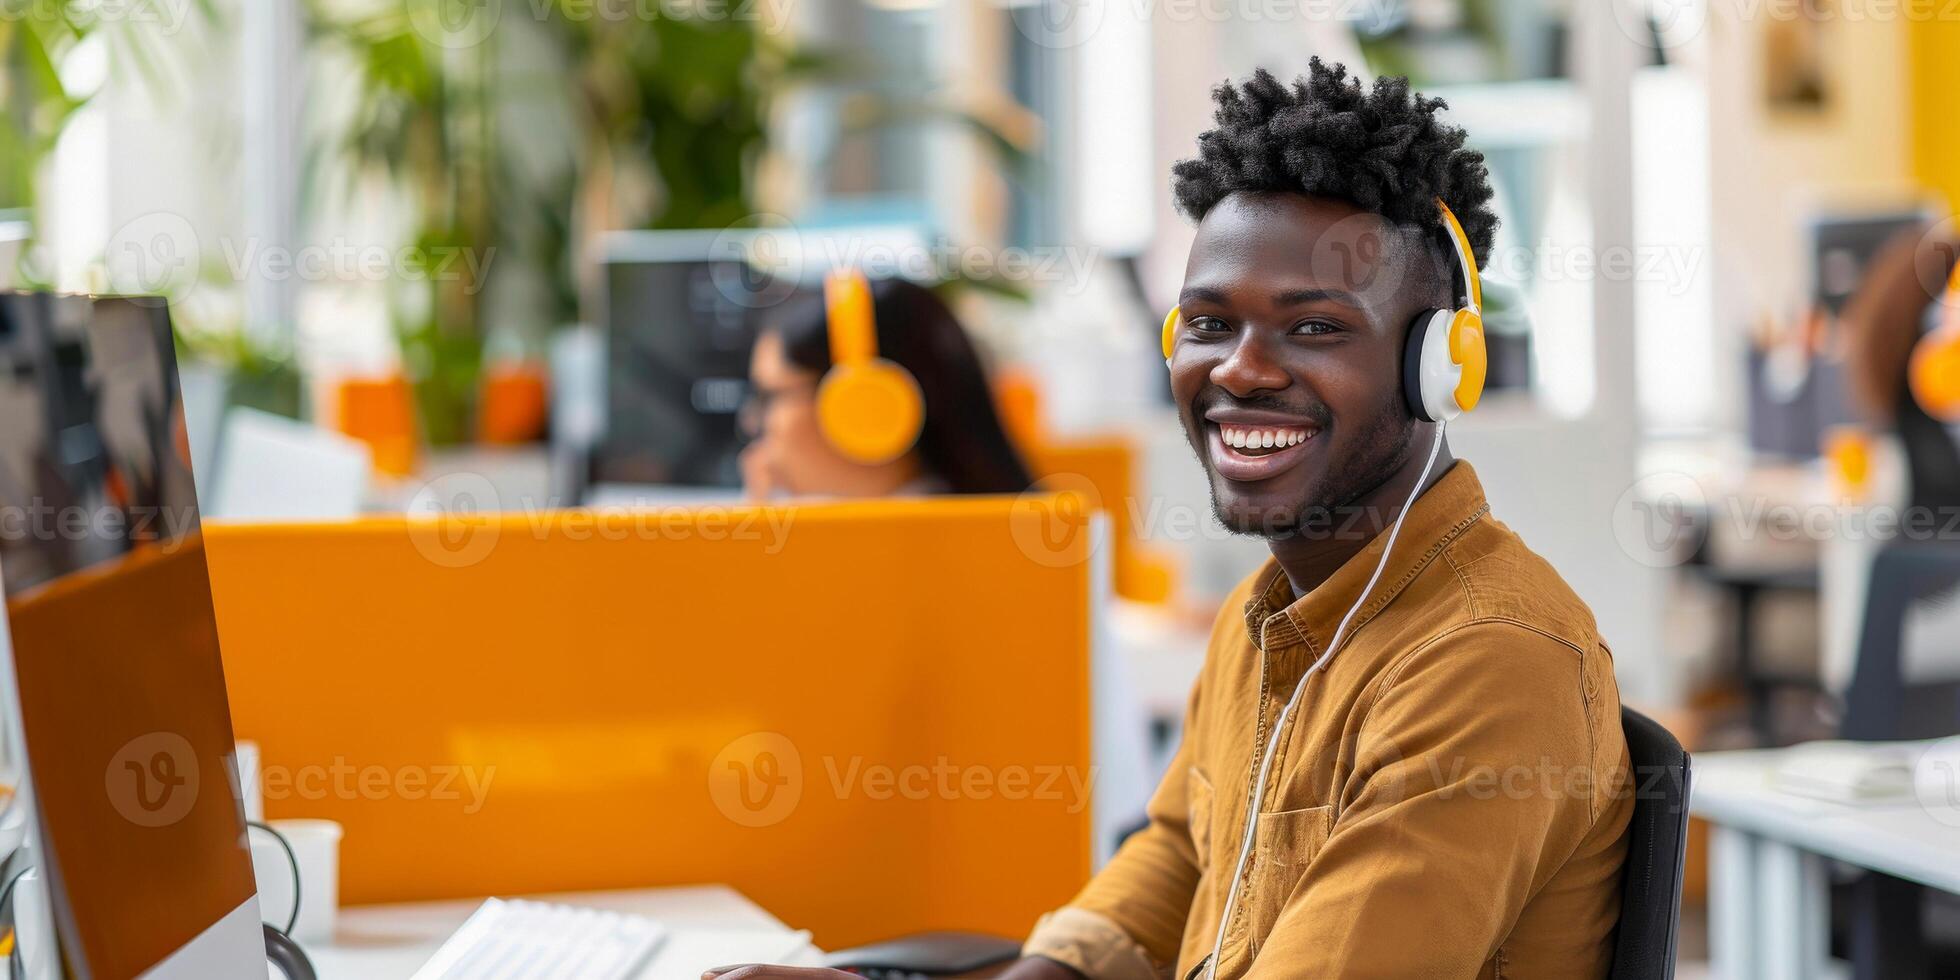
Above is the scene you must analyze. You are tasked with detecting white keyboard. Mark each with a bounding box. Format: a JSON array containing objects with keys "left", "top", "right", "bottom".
[{"left": 411, "top": 898, "right": 670, "bottom": 980}]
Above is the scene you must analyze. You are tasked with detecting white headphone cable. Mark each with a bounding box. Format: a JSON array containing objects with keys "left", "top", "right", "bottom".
[{"left": 1202, "top": 421, "right": 1447, "bottom": 980}]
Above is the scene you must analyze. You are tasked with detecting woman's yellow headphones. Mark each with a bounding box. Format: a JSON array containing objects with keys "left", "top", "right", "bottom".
[
  {"left": 1912, "top": 260, "right": 1960, "bottom": 422},
  {"left": 818, "top": 269, "right": 926, "bottom": 463},
  {"left": 1161, "top": 198, "right": 1489, "bottom": 423}
]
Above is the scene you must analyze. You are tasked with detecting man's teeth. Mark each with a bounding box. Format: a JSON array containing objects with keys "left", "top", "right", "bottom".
[{"left": 1219, "top": 425, "right": 1313, "bottom": 450}]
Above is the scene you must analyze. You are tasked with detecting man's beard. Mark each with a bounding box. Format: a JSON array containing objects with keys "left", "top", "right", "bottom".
[{"left": 1207, "top": 408, "right": 1416, "bottom": 540}]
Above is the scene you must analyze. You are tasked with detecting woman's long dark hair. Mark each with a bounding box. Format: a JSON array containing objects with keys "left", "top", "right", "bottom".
[{"left": 765, "top": 278, "right": 1035, "bottom": 494}]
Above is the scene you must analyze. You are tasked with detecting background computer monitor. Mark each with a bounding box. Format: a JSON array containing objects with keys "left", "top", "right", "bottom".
[
  {"left": 592, "top": 222, "right": 934, "bottom": 493},
  {"left": 595, "top": 231, "right": 769, "bottom": 489},
  {"left": 0, "top": 293, "right": 264, "bottom": 979}
]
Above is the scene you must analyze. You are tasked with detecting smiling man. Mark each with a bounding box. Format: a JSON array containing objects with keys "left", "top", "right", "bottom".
[
  {"left": 709, "top": 60, "right": 1632, "bottom": 980},
  {"left": 1001, "top": 60, "right": 1635, "bottom": 980}
]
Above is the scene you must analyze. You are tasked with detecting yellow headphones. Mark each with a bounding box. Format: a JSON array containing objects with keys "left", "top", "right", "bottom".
[
  {"left": 1912, "top": 260, "right": 1960, "bottom": 422},
  {"left": 1161, "top": 198, "right": 1489, "bottom": 423},
  {"left": 818, "top": 269, "right": 925, "bottom": 463}
]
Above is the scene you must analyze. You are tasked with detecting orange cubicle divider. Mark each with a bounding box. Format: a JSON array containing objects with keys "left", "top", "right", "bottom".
[
  {"left": 1024, "top": 437, "right": 1178, "bottom": 604},
  {"left": 204, "top": 496, "right": 1098, "bottom": 948}
]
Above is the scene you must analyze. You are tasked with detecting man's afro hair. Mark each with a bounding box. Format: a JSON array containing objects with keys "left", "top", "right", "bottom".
[{"left": 1171, "top": 58, "right": 1499, "bottom": 267}]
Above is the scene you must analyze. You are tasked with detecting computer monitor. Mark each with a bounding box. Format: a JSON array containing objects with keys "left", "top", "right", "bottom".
[
  {"left": 0, "top": 293, "right": 265, "bottom": 979},
  {"left": 595, "top": 230, "right": 769, "bottom": 489},
  {"left": 1809, "top": 206, "right": 1935, "bottom": 316},
  {"left": 591, "top": 222, "right": 933, "bottom": 493}
]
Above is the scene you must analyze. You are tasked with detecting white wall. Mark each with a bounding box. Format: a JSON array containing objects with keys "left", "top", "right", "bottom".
[{"left": 1698, "top": 12, "right": 1916, "bottom": 431}]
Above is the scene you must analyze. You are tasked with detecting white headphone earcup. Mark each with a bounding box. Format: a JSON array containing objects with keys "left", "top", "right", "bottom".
[{"left": 1403, "top": 310, "right": 1464, "bottom": 423}]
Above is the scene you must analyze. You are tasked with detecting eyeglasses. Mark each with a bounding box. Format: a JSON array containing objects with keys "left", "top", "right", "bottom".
[{"left": 737, "top": 383, "right": 816, "bottom": 439}]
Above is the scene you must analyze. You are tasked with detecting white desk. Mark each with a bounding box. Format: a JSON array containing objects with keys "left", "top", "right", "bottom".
[
  {"left": 1690, "top": 749, "right": 1960, "bottom": 980},
  {"left": 302, "top": 885, "right": 825, "bottom": 979}
]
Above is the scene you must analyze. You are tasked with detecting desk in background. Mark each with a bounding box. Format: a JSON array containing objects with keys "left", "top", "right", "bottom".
[
  {"left": 1691, "top": 748, "right": 1960, "bottom": 980},
  {"left": 306, "top": 885, "right": 823, "bottom": 979}
]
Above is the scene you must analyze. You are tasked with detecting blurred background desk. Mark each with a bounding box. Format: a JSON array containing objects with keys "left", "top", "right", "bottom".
[
  {"left": 1692, "top": 749, "right": 1960, "bottom": 980},
  {"left": 306, "top": 886, "right": 823, "bottom": 979}
]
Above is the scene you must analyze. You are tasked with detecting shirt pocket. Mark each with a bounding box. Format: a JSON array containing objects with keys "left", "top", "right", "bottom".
[
  {"left": 1187, "top": 766, "right": 1216, "bottom": 870},
  {"left": 1233, "top": 804, "right": 1334, "bottom": 962}
]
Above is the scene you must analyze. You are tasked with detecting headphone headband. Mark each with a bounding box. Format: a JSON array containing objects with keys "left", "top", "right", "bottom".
[
  {"left": 1435, "top": 198, "right": 1482, "bottom": 313},
  {"left": 824, "top": 269, "right": 878, "bottom": 366}
]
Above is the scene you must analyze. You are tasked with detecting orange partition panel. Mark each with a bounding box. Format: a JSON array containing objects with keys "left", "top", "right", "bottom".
[
  {"left": 1025, "top": 437, "right": 1178, "bottom": 604},
  {"left": 203, "top": 496, "right": 1096, "bottom": 948}
]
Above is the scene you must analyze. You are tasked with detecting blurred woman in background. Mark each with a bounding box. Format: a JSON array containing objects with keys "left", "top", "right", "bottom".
[
  {"left": 738, "top": 277, "right": 1034, "bottom": 499},
  {"left": 1842, "top": 225, "right": 1960, "bottom": 511}
]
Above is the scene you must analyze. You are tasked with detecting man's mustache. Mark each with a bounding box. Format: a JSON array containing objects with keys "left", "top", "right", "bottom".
[{"left": 1191, "top": 389, "right": 1333, "bottom": 427}]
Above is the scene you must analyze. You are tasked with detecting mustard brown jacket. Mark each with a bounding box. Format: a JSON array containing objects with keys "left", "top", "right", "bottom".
[{"left": 1024, "top": 462, "right": 1634, "bottom": 979}]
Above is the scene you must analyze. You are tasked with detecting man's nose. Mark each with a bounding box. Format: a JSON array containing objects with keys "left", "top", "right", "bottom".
[{"left": 1209, "top": 331, "right": 1291, "bottom": 397}]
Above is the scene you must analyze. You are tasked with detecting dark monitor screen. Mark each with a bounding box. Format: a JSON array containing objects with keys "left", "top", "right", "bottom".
[
  {"left": 1811, "top": 209, "right": 1930, "bottom": 316},
  {"left": 0, "top": 293, "right": 261, "bottom": 978},
  {"left": 597, "top": 249, "right": 766, "bottom": 488}
]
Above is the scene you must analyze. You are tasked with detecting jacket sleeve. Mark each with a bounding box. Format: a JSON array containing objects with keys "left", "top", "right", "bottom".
[
  {"left": 1246, "top": 622, "right": 1619, "bottom": 979},
  {"left": 1022, "top": 676, "right": 1206, "bottom": 979}
]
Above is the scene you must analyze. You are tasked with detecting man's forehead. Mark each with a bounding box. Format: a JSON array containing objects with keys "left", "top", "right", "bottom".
[{"left": 1184, "top": 192, "right": 1423, "bottom": 293}]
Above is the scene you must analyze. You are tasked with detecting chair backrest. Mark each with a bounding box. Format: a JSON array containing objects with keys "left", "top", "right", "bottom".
[
  {"left": 1610, "top": 706, "right": 1692, "bottom": 980},
  {"left": 1842, "top": 543, "right": 1960, "bottom": 741}
]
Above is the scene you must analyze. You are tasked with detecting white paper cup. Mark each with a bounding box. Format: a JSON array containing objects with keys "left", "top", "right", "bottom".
[{"left": 252, "top": 818, "right": 342, "bottom": 944}]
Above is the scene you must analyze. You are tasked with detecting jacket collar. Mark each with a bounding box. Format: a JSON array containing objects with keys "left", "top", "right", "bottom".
[{"left": 1242, "top": 460, "right": 1490, "bottom": 655}]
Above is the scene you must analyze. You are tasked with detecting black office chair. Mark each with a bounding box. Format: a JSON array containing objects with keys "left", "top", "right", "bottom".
[
  {"left": 1834, "top": 542, "right": 1960, "bottom": 980},
  {"left": 1611, "top": 706, "right": 1693, "bottom": 980},
  {"left": 1840, "top": 542, "right": 1960, "bottom": 742}
]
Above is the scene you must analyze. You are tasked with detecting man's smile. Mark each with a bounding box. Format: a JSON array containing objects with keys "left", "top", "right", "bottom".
[{"left": 1203, "top": 408, "right": 1322, "bottom": 482}]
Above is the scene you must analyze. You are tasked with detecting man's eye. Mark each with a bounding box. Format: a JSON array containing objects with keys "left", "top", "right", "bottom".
[
  {"left": 1291, "top": 319, "right": 1343, "bottom": 336},
  {"left": 1189, "top": 316, "right": 1230, "bottom": 333}
]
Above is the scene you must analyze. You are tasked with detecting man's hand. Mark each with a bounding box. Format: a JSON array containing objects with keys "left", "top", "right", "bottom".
[{"left": 702, "top": 957, "right": 1082, "bottom": 979}]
